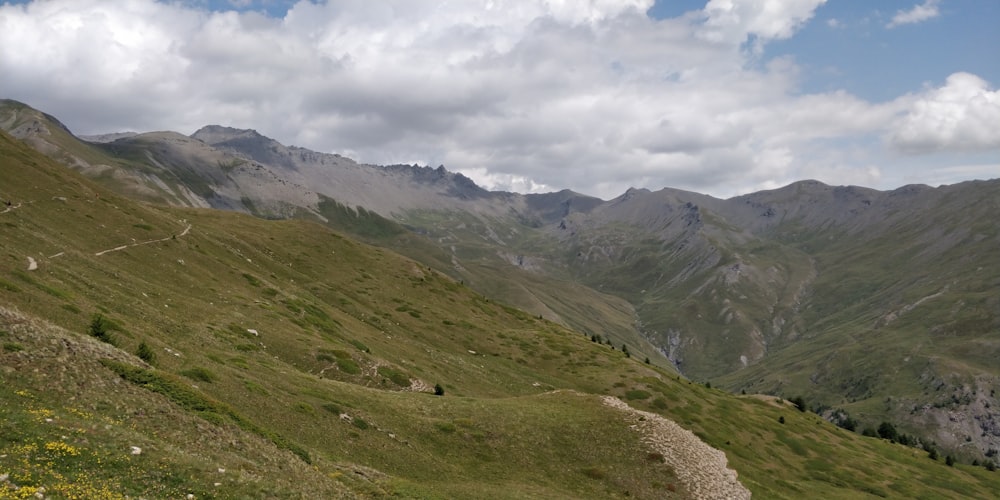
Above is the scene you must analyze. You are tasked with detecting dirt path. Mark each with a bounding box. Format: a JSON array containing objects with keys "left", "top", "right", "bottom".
[
  {"left": 95, "top": 223, "right": 192, "bottom": 256},
  {"left": 1, "top": 202, "right": 22, "bottom": 214},
  {"left": 602, "top": 396, "right": 751, "bottom": 499}
]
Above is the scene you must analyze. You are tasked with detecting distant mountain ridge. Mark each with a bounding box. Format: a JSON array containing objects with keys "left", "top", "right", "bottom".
[{"left": 3, "top": 98, "right": 999, "bottom": 462}]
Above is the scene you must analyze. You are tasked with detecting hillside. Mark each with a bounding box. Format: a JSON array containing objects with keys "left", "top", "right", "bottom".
[
  {"left": 5, "top": 126, "right": 1000, "bottom": 497},
  {"left": 2, "top": 98, "right": 999, "bottom": 465}
]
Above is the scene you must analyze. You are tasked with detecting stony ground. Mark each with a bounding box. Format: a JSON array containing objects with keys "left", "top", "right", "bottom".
[{"left": 603, "top": 396, "right": 751, "bottom": 499}]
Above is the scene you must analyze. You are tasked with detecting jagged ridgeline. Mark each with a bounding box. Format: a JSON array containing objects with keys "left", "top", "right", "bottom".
[{"left": 2, "top": 101, "right": 999, "bottom": 497}]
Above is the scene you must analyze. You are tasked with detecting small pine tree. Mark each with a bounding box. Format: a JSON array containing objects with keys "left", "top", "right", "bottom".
[
  {"left": 87, "top": 314, "right": 115, "bottom": 346},
  {"left": 136, "top": 341, "right": 155, "bottom": 364},
  {"left": 778, "top": 416, "right": 785, "bottom": 424},
  {"left": 434, "top": 383, "right": 445, "bottom": 396},
  {"left": 928, "top": 448, "right": 939, "bottom": 461},
  {"left": 644, "top": 357, "right": 650, "bottom": 364},
  {"left": 986, "top": 460, "right": 996, "bottom": 471},
  {"left": 945, "top": 455, "right": 955, "bottom": 467}
]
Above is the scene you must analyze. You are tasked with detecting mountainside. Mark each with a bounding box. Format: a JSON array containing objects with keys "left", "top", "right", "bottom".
[{"left": 3, "top": 98, "right": 1000, "bottom": 465}]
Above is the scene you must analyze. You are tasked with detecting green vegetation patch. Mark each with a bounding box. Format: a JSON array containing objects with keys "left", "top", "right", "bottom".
[{"left": 100, "top": 359, "right": 310, "bottom": 464}]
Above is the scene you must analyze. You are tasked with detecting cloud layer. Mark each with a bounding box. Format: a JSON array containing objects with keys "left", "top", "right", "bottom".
[{"left": 0, "top": 0, "right": 996, "bottom": 198}]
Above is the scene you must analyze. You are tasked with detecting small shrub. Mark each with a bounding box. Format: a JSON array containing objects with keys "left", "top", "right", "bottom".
[
  {"left": 778, "top": 416, "right": 785, "bottom": 424},
  {"left": 321, "top": 403, "right": 341, "bottom": 414},
  {"left": 3, "top": 342, "right": 24, "bottom": 352},
  {"left": 434, "top": 383, "right": 445, "bottom": 396},
  {"left": 180, "top": 367, "right": 216, "bottom": 383},
  {"left": 581, "top": 467, "right": 606, "bottom": 480},
  {"left": 928, "top": 448, "right": 939, "bottom": 461},
  {"left": 986, "top": 460, "right": 996, "bottom": 471},
  {"left": 651, "top": 397, "right": 668, "bottom": 410},
  {"left": 336, "top": 357, "right": 361, "bottom": 375},
  {"left": 435, "top": 421, "right": 456, "bottom": 433},
  {"left": 316, "top": 352, "right": 335, "bottom": 362},
  {"left": 349, "top": 339, "right": 370, "bottom": 352},
  {"left": 242, "top": 273, "right": 261, "bottom": 287},
  {"left": 790, "top": 396, "right": 807, "bottom": 412},
  {"left": 87, "top": 314, "right": 116, "bottom": 346},
  {"left": 877, "top": 421, "right": 899, "bottom": 442},
  {"left": 136, "top": 341, "right": 155, "bottom": 364},
  {"left": 945, "top": 455, "right": 955, "bottom": 467},
  {"left": 352, "top": 418, "right": 369, "bottom": 430}
]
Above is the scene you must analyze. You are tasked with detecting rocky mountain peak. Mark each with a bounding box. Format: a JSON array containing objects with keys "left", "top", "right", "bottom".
[{"left": 190, "top": 125, "right": 265, "bottom": 146}]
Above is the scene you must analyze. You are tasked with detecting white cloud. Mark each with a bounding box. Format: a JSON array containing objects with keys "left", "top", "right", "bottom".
[
  {"left": 886, "top": 0, "right": 940, "bottom": 28},
  {"left": 0, "top": 0, "right": 993, "bottom": 200},
  {"left": 699, "top": 0, "right": 827, "bottom": 46},
  {"left": 890, "top": 72, "right": 1000, "bottom": 153}
]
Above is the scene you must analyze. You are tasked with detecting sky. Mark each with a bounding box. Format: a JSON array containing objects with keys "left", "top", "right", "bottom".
[{"left": 0, "top": 0, "right": 997, "bottom": 199}]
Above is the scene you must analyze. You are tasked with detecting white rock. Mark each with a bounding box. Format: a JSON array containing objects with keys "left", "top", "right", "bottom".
[{"left": 130, "top": 446, "right": 142, "bottom": 455}]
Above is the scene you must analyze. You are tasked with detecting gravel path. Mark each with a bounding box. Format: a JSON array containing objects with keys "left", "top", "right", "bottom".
[{"left": 602, "top": 396, "right": 751, "bottom": 499}]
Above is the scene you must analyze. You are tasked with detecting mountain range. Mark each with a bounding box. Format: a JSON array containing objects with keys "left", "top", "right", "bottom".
[{"left": 2, "top": 97, "right": 999, "bottom": 497}]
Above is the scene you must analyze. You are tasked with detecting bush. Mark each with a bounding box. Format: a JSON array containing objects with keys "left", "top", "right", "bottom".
[
  {"left": 945, "top": 455, "right": 955, "bottom": 467},
  {"left": 778, "top": 416, "right": 785, "bottom": 424},
  {"left": 434, "top": 383, "right": 445, "bottom": 396},
  {"left": 790, "top": 396, "right": 807, "bottom": 412},
  {"left": 336, "top": 357, "right": 361, "bottom": 375},
  {"left": 136, "top": 341, "right": 155, "bottom": 364},
  {"left": 88, "top": 314, "right": 116, "bottom": 346},
  {"left": 180, "top": 367, "right": 216, "bottom": 383},
  {"left": 877, "top": 421, "right": 899, "bottom": 442}
]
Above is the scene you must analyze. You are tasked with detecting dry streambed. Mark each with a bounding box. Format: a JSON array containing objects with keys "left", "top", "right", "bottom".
[{"left": 603, "top": 396, "right": 751, "bottom": 499}]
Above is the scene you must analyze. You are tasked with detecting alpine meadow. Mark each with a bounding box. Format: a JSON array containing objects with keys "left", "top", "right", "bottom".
[{"left": 1, "top": 96, "right": 999, "bottom": 498}]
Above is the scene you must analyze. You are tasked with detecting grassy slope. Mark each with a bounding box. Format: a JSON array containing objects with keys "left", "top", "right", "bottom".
[
  {"left": 2, "top": 130, "right": 999, "bottom": 497},
  {"left": 717, "top": 183, "right": 1000, "bottom": 454}
]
